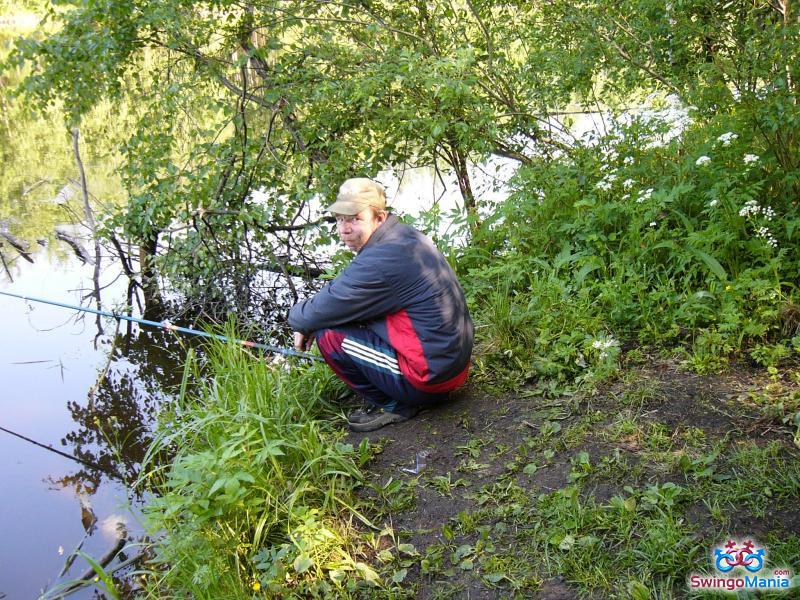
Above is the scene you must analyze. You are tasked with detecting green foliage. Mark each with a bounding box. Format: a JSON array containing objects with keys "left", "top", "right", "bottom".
[
  {"left": 4, "top": 0, "right": 576, "bottom": 315},
  {"left": 8, "top": 0, "right": 799, "bottom": 336},
  {"left": 136, "top": 338, "right": 379, "bottom": 597},
  {"left": 462, "top": 101, "right": 800, "bottom": 382},
  {"left": 0, "top": 15, "right": 125, "bottom": 258}
]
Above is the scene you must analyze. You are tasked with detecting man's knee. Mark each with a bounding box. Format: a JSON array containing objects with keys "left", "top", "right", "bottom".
[{"left": 315, "top": 328, "right": 345, "bottom": 358}]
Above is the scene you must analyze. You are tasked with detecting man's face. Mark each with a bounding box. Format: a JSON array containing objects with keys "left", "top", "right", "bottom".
[{"left": 335, "top": 208, "right": 386, "bottom": 252}]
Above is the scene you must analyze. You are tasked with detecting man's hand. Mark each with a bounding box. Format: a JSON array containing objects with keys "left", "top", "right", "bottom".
[{"left": 293, "top": 331, "right": 315, "bottom": 352}]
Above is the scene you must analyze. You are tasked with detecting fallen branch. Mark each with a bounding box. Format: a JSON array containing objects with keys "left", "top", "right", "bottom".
[
  {"left": 52, "top": 531, "right": 128, "bottom": 599},
  {"left": 0, "top": 230, "right": 34, "bottom": 263},
  {"left": 55, "top": 229, "right": 94, "bottom": 264}
]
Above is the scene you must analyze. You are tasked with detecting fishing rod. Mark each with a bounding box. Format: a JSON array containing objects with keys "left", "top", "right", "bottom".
[{"left": 0, "top": 290, "right": 322, "bottom": 361}]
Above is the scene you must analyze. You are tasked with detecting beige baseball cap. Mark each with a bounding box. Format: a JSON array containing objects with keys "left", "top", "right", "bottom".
[{"left": 324, "top": 178, "right": 387, "bottom": 215}]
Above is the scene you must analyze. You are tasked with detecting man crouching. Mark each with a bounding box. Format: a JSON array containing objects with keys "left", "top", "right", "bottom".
[{"left": 288, "top": 178, "right": 474, "bottom": 432}]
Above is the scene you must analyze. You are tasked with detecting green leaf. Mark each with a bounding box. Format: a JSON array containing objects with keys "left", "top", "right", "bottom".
[
  {"left": 627, "top": 580, "right": 651, "bottom": 600},
  {"left": 523, "top": 463, "right": 538, "bottom": 475},
  {"left": 688, "top": 247, "right": 728, "bottom": 281},
  {"left": 234, "top": 470, "right": 255, "bottom": 483},
  {"left": 377, "top": 549, "right": 394, "bottom": 563},
  {"left": 398, "top": 543, "right": 419, "bottom": 556},
  {"left": 329, "top": 568, "right": 347, "bottom": 584},
  {"left": 293, "top": 553, "right": 313, "bottom": 574},
  {"left": 209, "top": 477, "right": 226, "bottom": 495},
  {"left": 392, "top": 568, "right": 408, "bottom": 583},
  {"left": 355, "top": 561, "right": 381, "bottom": 585},
  {"left": 454, "top": 544, "right": 474, "bottom": 560},
  {"left": 575, "top": 259, "right": 603, "bottom": 286},
  {"left": 224, "top": 477, "right": 240, "bottom": 496}
]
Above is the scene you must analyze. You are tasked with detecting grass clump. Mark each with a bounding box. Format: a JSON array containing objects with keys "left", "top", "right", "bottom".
[{"left": 135, "top": 340, "right": 380, "bottom": 597}]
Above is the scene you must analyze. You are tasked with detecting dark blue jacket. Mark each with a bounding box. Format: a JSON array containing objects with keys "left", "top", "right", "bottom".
[{"left": 288, "top": 214, "right": 473, "bottom": 391}]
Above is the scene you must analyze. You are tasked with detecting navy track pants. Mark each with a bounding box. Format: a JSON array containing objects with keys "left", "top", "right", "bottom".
[{"left": 315, "top": 325, "right": 447, "bottom": 417}]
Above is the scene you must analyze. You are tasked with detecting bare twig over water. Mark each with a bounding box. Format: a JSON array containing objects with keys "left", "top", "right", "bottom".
[{"left": 71, "top": 128, "right": 104, "bottom": 340}]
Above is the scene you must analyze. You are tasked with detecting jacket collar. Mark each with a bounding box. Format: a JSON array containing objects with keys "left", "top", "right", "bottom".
[{"left": 359, "top": 213, "right": 399, "bottom": 253}]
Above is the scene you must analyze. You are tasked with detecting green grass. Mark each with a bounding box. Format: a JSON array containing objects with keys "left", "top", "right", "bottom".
[{"left": 134, "top": 338, "right": 384, "bottom": 597}]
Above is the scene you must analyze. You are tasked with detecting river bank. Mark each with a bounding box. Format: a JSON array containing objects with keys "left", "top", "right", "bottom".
[{"left": 350, "top": 359, "right": 800, "bottom": 597}]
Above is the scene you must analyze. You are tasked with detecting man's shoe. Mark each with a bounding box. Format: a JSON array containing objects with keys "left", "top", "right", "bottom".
[
  {"left": 347, "top": 403, "right": 380, "bottom": 424},
  {"left": 348, "top": 407, "right": 418, "bottom": 432}
]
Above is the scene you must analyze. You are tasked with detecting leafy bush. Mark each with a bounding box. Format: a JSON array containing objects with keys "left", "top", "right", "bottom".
[{"left": 460, "top": 108, "right": 800, "bottom": 384}]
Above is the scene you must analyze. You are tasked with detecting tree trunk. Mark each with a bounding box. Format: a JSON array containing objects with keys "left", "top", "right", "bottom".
[
  {"left": 140, "top": 234, "right": 164, "bottom": 320},
  {"left": 448, "top": 143, "right": 481, "bottom": 235}
]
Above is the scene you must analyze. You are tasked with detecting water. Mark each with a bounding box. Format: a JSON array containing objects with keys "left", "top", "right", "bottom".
[{"left": 0, "top": 247, "right": 183, "bottom": 599}]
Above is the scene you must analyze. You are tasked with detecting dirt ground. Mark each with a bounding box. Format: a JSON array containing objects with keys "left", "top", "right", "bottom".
[{"left": 347, "top": 361, "right": 800, "bottom": 598}]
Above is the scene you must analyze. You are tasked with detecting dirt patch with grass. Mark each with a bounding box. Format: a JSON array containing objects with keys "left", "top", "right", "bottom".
[{"left": 347, "top": 360, "right": 800, "bottom": 598}]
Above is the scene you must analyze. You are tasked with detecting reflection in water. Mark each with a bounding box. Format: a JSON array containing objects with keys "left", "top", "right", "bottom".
[{"left": 54, "top": 328, "right": 189, "bottom": 494}]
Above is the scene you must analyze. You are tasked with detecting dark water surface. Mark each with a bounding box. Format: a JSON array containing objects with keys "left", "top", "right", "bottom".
[{"left": 0, "top": 249, "right": 183, "bottom": 599}]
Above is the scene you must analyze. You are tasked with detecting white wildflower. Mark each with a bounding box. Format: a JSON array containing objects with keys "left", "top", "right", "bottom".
[
  {"left": 756, "top": 226, "right": 778, "bottom": 248},
  {"left": 596, "top": 179, "right": 612, "bottom": 191},
  {"left": 636, "top": 188, "right": 654, "bottom": 203},
  {"left": 696, "top": 155, "right": 712, "bottom": 166},
  {"left": 596, "top": 172, "right": 619, "bottom": 191},
  {"left": 763, "top": 206, "right": 775, "bottom": 220},
  {"left": 709, "top": 199, "right": 719, "bottom": 207},
  {"left": 623, "top": 156, "right": 635, "bottom": 165},
  {"left": 592, "top": 338, "right": 618, "bottom": 350},
  {"left": 649, "top": 221, "right": 658, "bottom": 227},
  {"left": 592, "top": 336, "right": 619, "bottom": 360},
  {"left": 739, "top": 199, "right": 761, "bottom": 217},
  {"left": 717, "top": 132, "right": 738, "bottom": 146},
  {"left": 743, "top": 154, "right": 760, "bottom": 165},
  {"left": 623, "top": 178, "right": 635, "bottom": 189},
  {"left": 622, "top": 193, "right": 631, "bottom": 200}
]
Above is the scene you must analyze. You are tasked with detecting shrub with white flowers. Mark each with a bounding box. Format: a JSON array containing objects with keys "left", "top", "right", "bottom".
[
  {"left": 739, "top": 200, "right": 779, "bottom": 248},
  {"left": 696, "top": 155, "right": 711, "bottom": 166},
  {"left": 717, "top": 131, "right": 738, "bottom": 146}
]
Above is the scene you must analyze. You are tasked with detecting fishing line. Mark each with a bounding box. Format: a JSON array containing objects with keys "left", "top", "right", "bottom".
[
  {"left": 0, "top": 290, "right": 322, "bottom": 361},
  {"left": 0, "top": 424, "right": 107, "bottom": 472}
]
